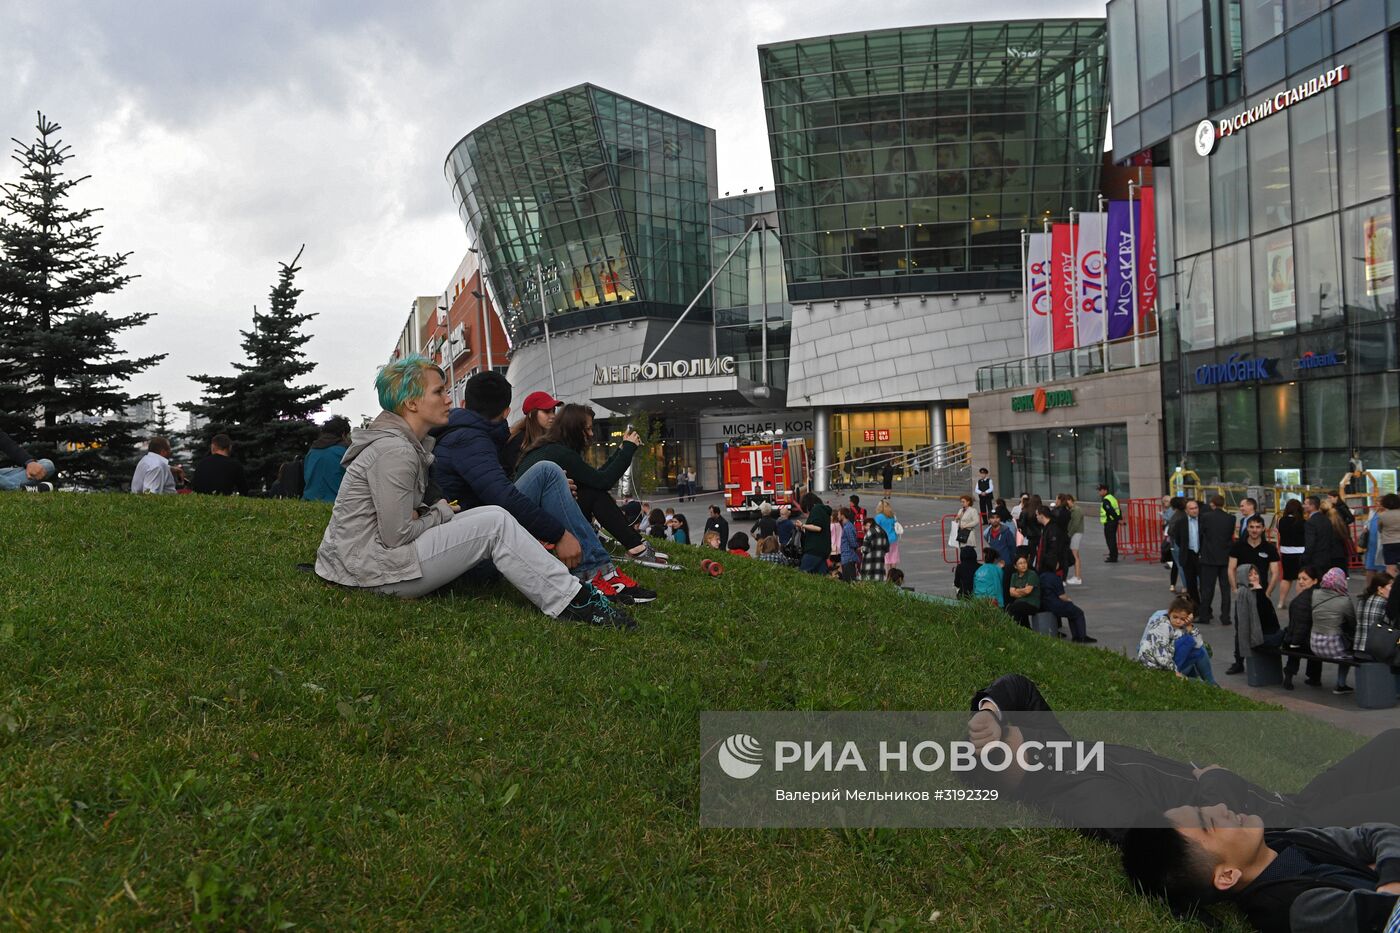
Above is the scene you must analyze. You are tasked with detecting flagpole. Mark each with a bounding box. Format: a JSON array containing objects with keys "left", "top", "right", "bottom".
[
  {"left": 1128, "top": 180, "right": 1140, "bottom": 368},
  {"left": 1020, "top": 228, "right": 1030, "bottom": 387},
  {"left": 1069, "top": 206, "right": 1079, "bottom": 377},
  {"left": 1098, "top": 194, "right": 1108, "bottom": 372}
]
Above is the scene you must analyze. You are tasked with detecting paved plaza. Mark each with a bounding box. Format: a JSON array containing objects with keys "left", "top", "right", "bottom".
[{"left": 661, "top": 487, "right": 1393, "bottom": 737}]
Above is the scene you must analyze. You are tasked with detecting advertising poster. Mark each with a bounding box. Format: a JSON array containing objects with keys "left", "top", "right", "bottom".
[
  {"left": 1104, "top": 200, "right": 1138, "bottom": 340},
  {"left": 1265, "top": 235, "right": 1295, "bottom": 331},
  {"left": 1074, "top": 212, "right": 1107, "bottom": 345},
  {"left": 1050, "top": 224, "right": 1075, "bottom": 351},
  {"left": 1275, "top": 468, "right": 1303, "bottom": 504},
  {"left": 1136, "top": 187, "right": 1158, "bottom": 332},
  {"left": 1364, "top": 212, "right": 1394, "bottom": 298},
  {"left": 1371, "top": 469, "right": 1398, "bottom": 497},
  {"left": 1024, "top": 232, "right": 1053, "bottom": 354}
]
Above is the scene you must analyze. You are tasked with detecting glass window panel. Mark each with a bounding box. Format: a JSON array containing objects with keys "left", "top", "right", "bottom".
[
  {"left": 1223, "top": 453, "right": 1262, "bottom": 486},
  {"left": 1341, "top": 200, "right": 1398, "bottom": 322},
  {"left": 1210, "top": 126, "right": 1249, "bottom": 245},
  {"left": 1303, "top": 378, "right": 1348, "bottom": 449},
  {"left": 1214, "top": 241, "right": 1252, "bottom": 345},
  {"left": 1242, "top": 0, "right": 1284, "bottom": 50},
  {"left": 1289, "top": 91, "right": 1339, "bottom": 222},
  {"left": 1352, "top": 373, "right": 1400, "bottom": 452},
  {"left": 1220, "top": 385, "right": 1259, "bottom": 451},
  {"left": 1109, "top": 0, "right": 1140, "bottom": 116},
  {"left": 1248, "top": 88, "right": 1291, "bottom": 234},
  {"left": 1170, "top": 0, "right": 1207, "bottom": 88},
  {"left": 1172, "top": 129, "right": 1211, "bottom": 257},
  {"left": 1295, "top": 214, "right": 1343, "bottom": 331},
  {"left": 1259, "top": 382, "right": 1302, "bottom": 451},
  {"left": 1253, "top": 230, "right": 1297, "bottom": 337},
  {"left": 1185, "top": 391, "right": 1220, "bottom": 452},
  {"left": 1139, "top": 0, "right": 1172, "bottom": 102},
  {"left": 1179, "top": 251, "right": 1215, "bottom": 351},
  {"left": 1338, "top": 37, "right": 1390, "bottom": 208},
  {"left": 1245, "top": 37, "right": 1286, "bottom": 93}
]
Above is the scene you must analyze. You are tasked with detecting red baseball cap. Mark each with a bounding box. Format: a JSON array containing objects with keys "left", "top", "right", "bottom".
[{"left": 522, "top": 391, "right": 561, "bottom": 414}]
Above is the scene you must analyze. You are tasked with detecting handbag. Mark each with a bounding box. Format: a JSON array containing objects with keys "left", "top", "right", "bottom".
[
  {"left": 1360, "top": 620, "right": 1400, "bottom": 664},
  {"left": 1160, "top": 537, "right": 1173, "bottom": 565},
  {"left": 893, "top": 520, "right": 905, "bottom": 537}
]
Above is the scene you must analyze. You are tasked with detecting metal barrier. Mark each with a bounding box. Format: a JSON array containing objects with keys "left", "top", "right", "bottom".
[
  {"left": 1121, "top": 497, "right": 1166, "bottom": 562},
  {"left": 818, "top": 441, "right": 972, "bottom": 498}
]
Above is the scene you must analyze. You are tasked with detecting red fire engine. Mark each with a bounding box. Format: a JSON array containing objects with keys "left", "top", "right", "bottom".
[{"left": 721, "top": 436, "right": 810, "bottom": 516}]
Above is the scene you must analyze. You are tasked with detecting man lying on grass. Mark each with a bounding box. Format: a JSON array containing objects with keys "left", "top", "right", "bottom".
[
  {"left": 313, "top": 355, "right": 634, "bottom": 629},
  {"left": 1121, "top": 810, "right": 1400, "bottom": 932},
  {"left": 966, "top": 675, "right": 1400, "bottom": 840}
]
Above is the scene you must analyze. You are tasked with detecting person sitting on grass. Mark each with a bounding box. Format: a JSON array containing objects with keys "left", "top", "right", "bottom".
[
  {"left": 668, "top": 513, "right": 691, "bottom": 545},
  {"left": 0, "top": 427, "right": 55, "bottom": 492},
  {"left": 190, "top": 433, "right": 249, "bottom": 496},
  {"left": 953, "top": 545, "right": 979, "bottom": 598},
  {"left": 130, "top": 436, "right": 183, "bottom": 494},
  {"left": 429, "top": 373, "right": 656, "bottom": 606},
  {"left": 1121, "top": 810, "right": 1400, "bottom": 932},
  {"left": 726, "top": 532, "right": 751, "bottom": 557},
  {"left": 887, "top": 567, "right": 906, "bottom": 588},
  {"left": 514, "top": 403, "right": 666, "bottom": 572},
  {"left": 755, "top": 533, "right": 789, "bottom": 566},
  {"left": 702, "top": 530, "right": 722, "bottom": 550},
  {"left": 837, "top": 507, "right": 860, "bottom": 583},
  {"left": 313, "top": 355, "right": 634, "bottom": 630},
  {"left": 302, "top": 416, "right": 352, "bottom": 502},
  {"left": 1004, "top": 554, "right": 1040, "bottom": 626},
  {"left": 1137, "top": 596, "right": 1216, "bottom": 685},
  {"left": 973, "top": 547, "right": 1004, "bottom": 607},
  {"left": 1039, "top": 554, "right": 1095, "bottom": 643}
]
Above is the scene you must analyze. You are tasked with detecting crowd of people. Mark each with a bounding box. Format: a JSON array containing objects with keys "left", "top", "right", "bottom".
[{"left": 1137, "top": 492, "right": 1400, "bottom": 693}]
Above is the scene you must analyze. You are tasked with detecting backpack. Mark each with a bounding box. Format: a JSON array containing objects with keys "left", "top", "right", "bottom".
[{"left": 782, "top": 530, "right": 804, "bottom": 563}]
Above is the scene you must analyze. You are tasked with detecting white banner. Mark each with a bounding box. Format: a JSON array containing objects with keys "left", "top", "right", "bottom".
[
  {"left": 1024, "top": 232, "right": 1053, "bottom": 355},
  {"left": 1074, "top": 212, "right": 1107, "bottom": 346}
]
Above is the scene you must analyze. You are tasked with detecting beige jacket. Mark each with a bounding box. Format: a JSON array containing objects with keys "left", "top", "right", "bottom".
[{"left": 314, "top": 411, "right": 454, "bottom": 587}]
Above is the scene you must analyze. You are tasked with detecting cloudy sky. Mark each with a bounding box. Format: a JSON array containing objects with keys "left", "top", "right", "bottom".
[{"left": 1, "top": 0, "right": 1103, "bottom": 421}]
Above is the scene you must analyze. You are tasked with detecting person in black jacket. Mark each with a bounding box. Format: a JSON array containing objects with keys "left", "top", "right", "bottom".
[
  {"left": 1122, "top": 816, "right": 1400, "bottom": 932},
  {"left": 190, "top": 434, "right": 249, "bottom": 496},
  {"left": 1169, "top": 499, "right": 1203, "bottom": 610},
  {"left": 1035, "top": 507, "right": 1069, "bottom": 576},
  {"left": 1282, "top": 566, "right": 1324, "bottom": 690},
  {"left": 1197, "top": 495, "right": 1237, "bottom": 627},
  {"left": 430, "top": 373, "right": 654, "bottom": 604},
  {"left": 705, "top": 505, "right": 729, "bottom": 553},
  {"left": 1303, "top": 495, "right": 1348, "bottom": 576},
  {"left": 0, "top": 428, "right": 55, "bottom": 492}
]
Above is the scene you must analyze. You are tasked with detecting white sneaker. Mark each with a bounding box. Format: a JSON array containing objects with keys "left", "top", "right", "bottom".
[{"left": 1066, "top": 576, "right": 1082, "bottom": 585}]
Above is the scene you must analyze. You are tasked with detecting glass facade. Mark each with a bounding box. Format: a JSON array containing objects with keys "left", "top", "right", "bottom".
[
  {"left": 996, "top": 424, "right": 1132, "bottom": 503},
  {"left": 710, "top": 191, "right": 792, "bottom": 389},
  {"left": 758, "top": 20, "right": 1108, "bottom": 301},
  {"left": 1109, "top": 0, "right": 1400, "bottom": 489},
  {"left": 444, "top": 85, "right": 718, "bottom": 343}
]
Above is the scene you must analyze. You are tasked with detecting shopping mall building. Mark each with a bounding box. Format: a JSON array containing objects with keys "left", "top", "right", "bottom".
[{"left": 439, "top": 19, "right": 1108, "bottom": 492}]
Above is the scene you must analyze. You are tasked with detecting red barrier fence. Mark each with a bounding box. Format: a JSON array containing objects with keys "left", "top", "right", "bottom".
[{"left": 1121, "top": 497, "right": 1165, "bottom": 562}]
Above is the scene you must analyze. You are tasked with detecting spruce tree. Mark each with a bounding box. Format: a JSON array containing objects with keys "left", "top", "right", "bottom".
[
  {"left": 0, "top": 113, "right": 164, "bottom": 487},
  {"left": 182, "top": 247, "right": 348, "bottom": 490}
]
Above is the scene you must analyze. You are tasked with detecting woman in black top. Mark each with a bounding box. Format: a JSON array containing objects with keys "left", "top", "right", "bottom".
[
  {"left": 1019, "top": 494, "right": 1044, "bottom": 568},
  {"left": 1282, "top": 566, "right": 1323, "bottom": 690},
  {"left": 1276, "top": 498, "right": 1307, "bottom": 607}
]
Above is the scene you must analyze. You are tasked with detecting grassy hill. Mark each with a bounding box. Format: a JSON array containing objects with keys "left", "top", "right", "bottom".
[{"left": 0, "top": 494, "right": 1281, "bottom": 929}]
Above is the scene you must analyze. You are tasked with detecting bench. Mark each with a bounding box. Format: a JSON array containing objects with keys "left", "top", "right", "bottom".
[{"left": 1272, "top": 647, "right": 1399, "bottom": 709}]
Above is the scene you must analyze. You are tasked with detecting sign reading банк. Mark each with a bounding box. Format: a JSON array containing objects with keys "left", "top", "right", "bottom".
[{"left": 1011, "top": 387, "right": 1075, "bottom": 414}]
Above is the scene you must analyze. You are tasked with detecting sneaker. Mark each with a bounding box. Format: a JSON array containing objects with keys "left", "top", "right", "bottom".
[
  {"left": 558, "top": 583, "right": 636, "bottom": 630},
  {"left": 606, "top": 568, "right": 657, "bottom": 605},
  {"left": 626, "top": 543, "right": 669, "bottom": 566},
  {"left": 1066, "top": 576, "right": 1082, "bottom": 586},
  {"left": 23, "top": 482, "right": 54, "bottom": 493},
  {"left": 589, "top": 570, "right": 633, "bottom": 604},
  {"left": 1333, "top": 684, "right": 1354, "bottom": 695}
]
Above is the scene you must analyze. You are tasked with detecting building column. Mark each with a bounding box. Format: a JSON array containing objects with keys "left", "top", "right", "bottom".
[
  {"left": 929, "top": 400, "right": 947, "bottom": 448},
  {"left": 813, "top": 406, "right": 831, "bottom": 494}
]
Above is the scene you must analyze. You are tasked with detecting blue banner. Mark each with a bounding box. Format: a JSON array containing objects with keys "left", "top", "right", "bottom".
[{"left": 1105, "top": 200, "right": 1138, "bottom": 340}]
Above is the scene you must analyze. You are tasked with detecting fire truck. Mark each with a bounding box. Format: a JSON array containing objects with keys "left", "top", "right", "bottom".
[{"left": 721, "top": 435, "right": 810, "bottom": 516}]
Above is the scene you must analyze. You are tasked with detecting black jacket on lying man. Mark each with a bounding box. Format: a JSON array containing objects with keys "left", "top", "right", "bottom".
[{"left": 967, "top": 675, "right": 1400, "bottom": 845}]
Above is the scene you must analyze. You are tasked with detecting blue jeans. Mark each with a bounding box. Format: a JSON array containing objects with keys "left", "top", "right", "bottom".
[
  {"left": 0, "top": 459, "right": 54, "bottom": 490},
  {"left": 1180, "top": 653, "right": 1217, "bottom": 686},
  {"left": 512, "top": 461, "right": 610, "bottom": 580},
  {"left": 799, "top": 553, "right": 828, "bottom": 574}
]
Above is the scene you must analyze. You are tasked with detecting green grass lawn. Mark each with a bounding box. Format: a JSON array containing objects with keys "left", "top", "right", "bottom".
[{"left": 0, "top": 494, "right": 1288, "bottom": 929}]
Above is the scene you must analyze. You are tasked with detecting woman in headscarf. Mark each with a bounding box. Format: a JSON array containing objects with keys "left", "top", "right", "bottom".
[{"left": 1310, "top": 567, "right": 1357, "bottom": 695}]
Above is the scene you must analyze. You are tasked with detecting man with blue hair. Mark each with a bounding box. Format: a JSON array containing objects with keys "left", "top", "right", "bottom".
[{"left": 313, "top": 355, "right": 634, "bottom": 629}]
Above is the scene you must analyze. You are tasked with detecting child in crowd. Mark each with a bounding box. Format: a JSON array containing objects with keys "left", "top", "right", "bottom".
[
  {"left": 756, "top": 533, "right": 789, "bottom": 566},
  {"left": 702, "top": 530, "right": 722, "bottom": 550},
  {"left": 973, "top": 547, "right": 1004, "bottom": 607},
  {"left": 837, "top": 507, "right": 860, "bottom": 582},
  {"left": 1136, "top": 596, "right": 1217, "bottom": 685},
  {"left": 887, "top": 567, "right": 906, "bottom": 587},
  {"left": 727, "top": 532, "right": 751, "bottom": 557},
  {"left": 953, "top": 545, "right": 979, "bottom": 598}
]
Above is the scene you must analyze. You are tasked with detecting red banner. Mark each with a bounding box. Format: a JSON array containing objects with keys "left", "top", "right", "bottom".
[
  {"left": 1137, "top": 188, "right": 1158, "bottom": 332},
  {"left": 1050, "top": 224, "right": 1076, "bottom": 350}
]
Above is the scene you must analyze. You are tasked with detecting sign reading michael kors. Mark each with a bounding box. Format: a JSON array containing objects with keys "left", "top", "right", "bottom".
[
  {"left": 594, "top": 356, "right": 737, "bottom": 385},
  {"left": 1196, "top": 64, "right": 1349, "bottom": 156}
]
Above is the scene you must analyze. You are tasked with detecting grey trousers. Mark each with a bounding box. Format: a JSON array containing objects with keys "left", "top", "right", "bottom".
[{"left": 372, "top": 505, "right": 580, "bottom": 616}]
